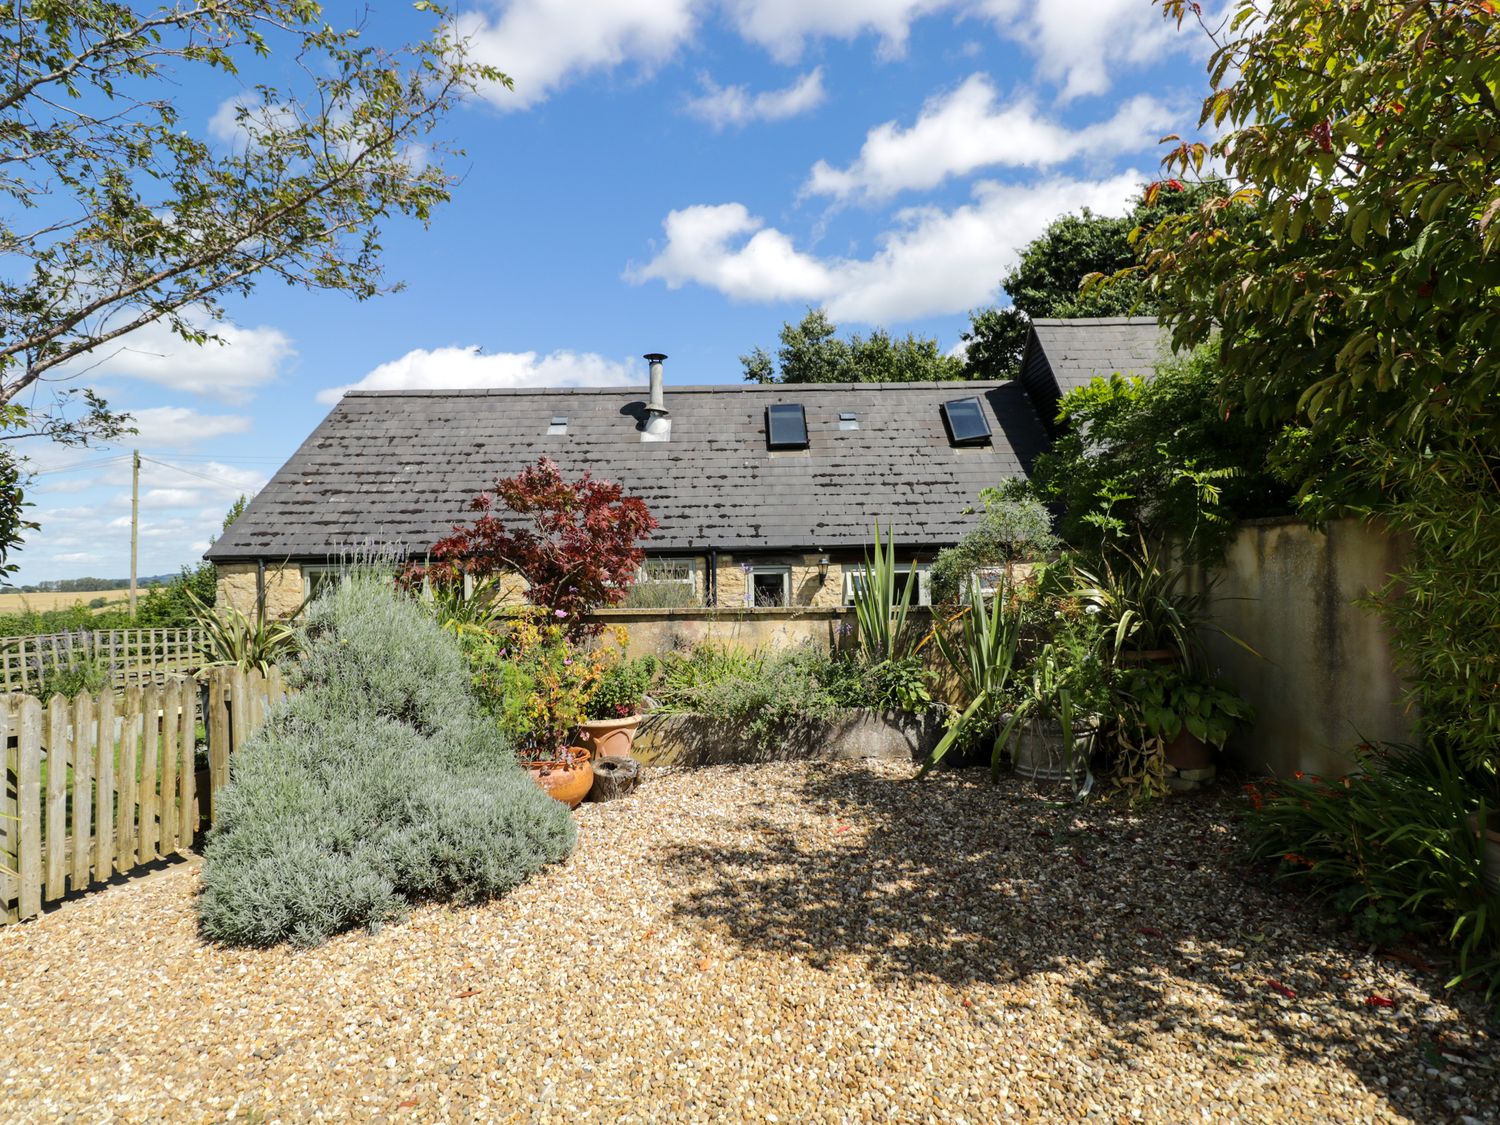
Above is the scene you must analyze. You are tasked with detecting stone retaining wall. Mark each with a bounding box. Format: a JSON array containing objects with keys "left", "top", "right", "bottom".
[{"left": 632, "top": 708, "right": 941, "bottom": 767}]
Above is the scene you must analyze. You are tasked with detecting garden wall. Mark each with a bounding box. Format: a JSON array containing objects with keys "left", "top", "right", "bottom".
[
  {"left": 632, "top": 709, "right": 942, "bottom": 766},
  {"left": 592, "top": 606, "right": 938, "bottom": 658},
  {"left": 1192, "top": 517, "right": 1414, "bottom": 779}
]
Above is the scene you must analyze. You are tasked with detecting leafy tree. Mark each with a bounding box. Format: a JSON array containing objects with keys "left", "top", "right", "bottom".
[
  {"left": 0, "top": 0, "right": 506, "bottom": 568},
  {"left": 1029, "top": 342, "right": 1288, "bottom": 563},
  {"left": 742, "top": 309, "right": 964, "bottom": 383},
  {"left": 962, "top": 185, "right": 1214, "bottom": 381},
  {"left": 929, "top": 481, "right": 1059, "bottom": 605},
  {"left": 416, "top": 457, "right": 657, "bottom": 636},
  {"left": 1128, "top": 0, "right": 1500, "bottom": 774}
]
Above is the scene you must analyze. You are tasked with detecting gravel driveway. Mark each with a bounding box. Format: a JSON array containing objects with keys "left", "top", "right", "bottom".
[{"left": 2, "top": 760, "right": 1497, "bottom": 1123}]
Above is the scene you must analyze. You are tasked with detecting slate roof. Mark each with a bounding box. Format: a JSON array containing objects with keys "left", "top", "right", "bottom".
[
  {"left": 207, "top": 382, "right": 1049, "bottom": 562},
  {"left": 1019, "top": 316, "right": 1168, "bottom": 426}
]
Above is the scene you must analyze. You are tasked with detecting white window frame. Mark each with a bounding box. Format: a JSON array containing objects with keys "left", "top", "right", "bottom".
[
  {"left": 302, "top": 564, "right": 348, "bottom": 601},
  {"left": 747, "top": 565, "right": 792, "bottom": 607},
  {"left": 638, "top": 557, "right": 697, "bottom": 590},
  {"left": 843, "top": 563, "right": 931, "bottom": 607}
]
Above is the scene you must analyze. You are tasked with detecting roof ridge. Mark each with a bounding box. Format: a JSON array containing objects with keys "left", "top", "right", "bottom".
[{"left": 345, "top": 381, "right": 1014, "bottom": 398}]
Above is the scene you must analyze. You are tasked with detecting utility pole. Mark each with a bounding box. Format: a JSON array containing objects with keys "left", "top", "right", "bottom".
[{"left": 129, "top": 449, "right": 140, "bottom": 618}]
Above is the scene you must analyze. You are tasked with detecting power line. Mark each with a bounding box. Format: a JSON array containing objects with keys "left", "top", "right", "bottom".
[
  {"left": 139, "top": 455, "right": 256, "bottom": 487},
  {"left": 31, "top": 455, "right": 134, "bottom": 476}
]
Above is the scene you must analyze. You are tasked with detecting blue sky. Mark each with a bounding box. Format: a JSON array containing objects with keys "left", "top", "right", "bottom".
[{"left": 17, "top": 0, "right": 1214, "bottom": 585}]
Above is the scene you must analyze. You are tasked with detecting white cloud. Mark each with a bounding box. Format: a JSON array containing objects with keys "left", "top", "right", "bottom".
[
  {"left": 626, "top": 203, "right": 836, "bottom": 304},
  {"left": 684, "top": 68, "right": 825, "bottom": 129},
  {"left": 207, "top": 94, "right": 299, "bottom": 146},
  {"left": 318, "top": 346, "right": 638, "bottom": 404},
  {"left": 979, "top": 0, "right": 1203, "bottom": 102},
  {"left": 126, "top": 406, "right": 252, "bottom": 449},
  {"left": 724, "top": 0, "right": 947, "bottom": 62},
  {"left": 457, "top": 0, "right": 696, "bottom": 109},
  {"left": 628, "top": 171, "right": 1145, "bottom": 323},
  {"left": 57, "top": 310, "right": 294, "bottom": 405},
  {"left": 805, "top": 75, "right": 1171, "bottom": 201}
]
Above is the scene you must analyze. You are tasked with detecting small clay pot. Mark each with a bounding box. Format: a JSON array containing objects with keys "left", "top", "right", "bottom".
[{"left": 526, "top": 751, "right": 594, "bottom": 809}]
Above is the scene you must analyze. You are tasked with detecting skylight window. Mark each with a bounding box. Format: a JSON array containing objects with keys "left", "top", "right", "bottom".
[
  {"left": 839, "top": 411, "right": 860, "bottom": 431},
  {"left": 766, "top": 403, "right": 808, "bottom": 448},
  {"left": 941, "top": 397, "right": 992, "bottom": 444},
  {"left": 546, "top": 416, "right": 567, "bottom": 436}
]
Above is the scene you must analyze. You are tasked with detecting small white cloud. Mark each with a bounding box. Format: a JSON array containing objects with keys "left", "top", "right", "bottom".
[
  {"left": 207, "top": 94, "right": 299, "bottom": 146},
  {"left": 457, "top": 0, "right": 696, "bottom": 110},
  {"left": 126, "top": 406, "right": 252, "bottom": 449},
  {"left": 724, "top": 0, "right": 944, "bottom": 62},
  {"left": 628, "top": 171, "right": 1146, "bottom": 323},
  {"left": 684, "top": 68, "right": 826, "bottom": 129},
  {"left": 318, "top": 346, "right": 638, "bottom": 404},
  {"left": 56, "top": 310, "right": 294, "bottom": 405},
  {"left": 805, "top": 76, "right": 1172, "bottom": 201}
]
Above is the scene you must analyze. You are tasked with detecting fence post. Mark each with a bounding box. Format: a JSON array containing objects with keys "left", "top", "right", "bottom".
[
  {"left": 208, "top": 670, "right": 231, "bottom": 828},
  {"left": 1, "top": 701, "right": 15, "bottom": 923},
  {"left": 44, "top": 695, "right": 68, "bottom": 902},
  {"left": 95, "top": 688, "right": 115, "bottom": 879},
  {"left": 71, "top": 692, "right": 94, "bottom": 891},
  {"left": 17, "top": 696, "right": 42, "bottom": 920}
]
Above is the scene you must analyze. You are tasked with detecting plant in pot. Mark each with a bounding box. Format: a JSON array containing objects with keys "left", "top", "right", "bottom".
[
  {"left": 468, "top": 611, "right": 606, "bottom": 808},
  {"left": 579, "top": 653, "right": 658, "bottom": 761},
  {"left": 996, "top": 616, "right": 1112, "bottom": 791},
  {"left": 1119, "top": 663, "right": 1255, "bottom": 790}
]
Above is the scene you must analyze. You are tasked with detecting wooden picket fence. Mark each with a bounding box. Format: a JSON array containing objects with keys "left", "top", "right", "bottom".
[
  {"left": 0, "top": 666, "right": 288, "bottom": 924},
  {"left": 0, "top": 628, "right": 206, "bottom": 694}
]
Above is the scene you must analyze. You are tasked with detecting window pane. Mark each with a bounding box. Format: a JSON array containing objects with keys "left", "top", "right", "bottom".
[{"left": 752, "top": 571, "right": 787, "bottom": 606}]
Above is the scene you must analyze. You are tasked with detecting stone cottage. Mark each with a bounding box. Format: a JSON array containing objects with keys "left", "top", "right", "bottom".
[{"left": 208, "top": 322, "right": 1167, "bottom": 615}]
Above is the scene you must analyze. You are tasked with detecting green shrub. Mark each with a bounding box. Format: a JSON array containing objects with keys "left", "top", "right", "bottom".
[
  {"left": 197, "top": 571, "right": 576, "bottom": 947},
  {"left": 655, "top": 642, "right": 904, "bottom": 749},
  {"left": 588, "top": 656, "right": 657, "bottom": 719},
  {"left": 1246, "top": 743, "right": 1499, "bottom": 1001},
  {"left": 930, "top": 483, "right": 1058, "bottom": 605}
]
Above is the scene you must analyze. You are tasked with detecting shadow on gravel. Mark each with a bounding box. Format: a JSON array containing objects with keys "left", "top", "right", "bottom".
[{"left": 657, "top": 764, "right": 1500, "bottom": 1124}]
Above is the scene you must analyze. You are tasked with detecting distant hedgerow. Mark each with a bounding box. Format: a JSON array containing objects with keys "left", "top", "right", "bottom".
[{"left": 197, "top": 571, "right": 576, "bottom": 947}]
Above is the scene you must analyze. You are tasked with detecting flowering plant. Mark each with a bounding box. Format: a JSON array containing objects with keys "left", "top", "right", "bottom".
[{"left": 466, "top": 610, "right": 610, "bottom": 762}]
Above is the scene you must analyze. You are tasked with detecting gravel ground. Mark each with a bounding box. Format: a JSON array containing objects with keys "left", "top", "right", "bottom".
[{"left": 2, "top": 760, "right": 1498, "bottom": 1124}]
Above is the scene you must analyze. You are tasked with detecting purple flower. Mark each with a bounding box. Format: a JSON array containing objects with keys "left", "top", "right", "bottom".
[
  {"left": 554, "top": 609, "right": 568, "bottom": 618},
  {"left": 568, "top": 586, "right": 579, "bottom": 593}
]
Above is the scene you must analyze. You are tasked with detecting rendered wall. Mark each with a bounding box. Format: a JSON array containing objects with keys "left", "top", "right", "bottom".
[{"left": 1194, "top": 517, "right": 1414, "bottom": 779}]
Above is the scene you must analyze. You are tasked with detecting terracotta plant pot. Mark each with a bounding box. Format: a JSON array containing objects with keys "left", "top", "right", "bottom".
[
  {"left": 578, "top": 714, "right": 642, "bottom": 761},
  {"left": 1163, "top": 729, "right": 1214, "bottom": 771},
  {"left": 526, "top": 752, "right": 594, "bottom": 809},
  {"left": 1471, "top": 812, "right": 1500, "bottom": 900}
]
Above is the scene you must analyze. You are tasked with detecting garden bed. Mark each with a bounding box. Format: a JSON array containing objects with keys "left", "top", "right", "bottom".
[
  {"left": 632, "top": 707, "right": 941, "bottom": 765},
  {"left": 2, "top": 760, "right": 1497, "bottom": 1123}
]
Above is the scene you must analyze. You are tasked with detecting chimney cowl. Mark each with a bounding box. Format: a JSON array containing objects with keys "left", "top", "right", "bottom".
[{"left": 642, "top": 352, "right": 671, "bottom": 442}]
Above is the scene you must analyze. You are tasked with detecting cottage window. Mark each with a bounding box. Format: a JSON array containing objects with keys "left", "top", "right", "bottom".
[
  {"left": 639, "top": 557, "right": 696, "bottom": 587},
  {"left": 844, "top": 564, "right": 931, "bottom": 607},
  {"left": 748, "top": 566, "right": 791, "bottom": 607}
]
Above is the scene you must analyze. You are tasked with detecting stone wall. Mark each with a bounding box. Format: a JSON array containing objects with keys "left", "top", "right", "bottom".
[
  {"left": 632, "top": 709, "right": 941, "bottom": 766},
  {"left": 1192, "top": 517, "right": 1413, "bottom": 779},
  {"left": 214, "top": 561, "right": 305, "bottom": 619},
  {"left": 593, "top": 606, "right": 866, "bottom": 658}
]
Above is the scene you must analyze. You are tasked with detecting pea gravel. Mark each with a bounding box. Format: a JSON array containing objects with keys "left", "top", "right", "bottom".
[{"left": 2, "top": 760, "right": 1497, "bottom": 1124}]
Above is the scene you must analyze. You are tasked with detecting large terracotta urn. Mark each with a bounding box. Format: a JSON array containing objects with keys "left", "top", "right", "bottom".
[
  {"left": 578, "top": 715, "right": 642, "bottom": 761},
  {"left": 526, "top": 751, "right": 594, "bottom": 809}
]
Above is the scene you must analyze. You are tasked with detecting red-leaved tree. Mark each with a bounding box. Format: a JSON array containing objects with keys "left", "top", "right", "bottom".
[{"left": 414, "top": 457, "right": 656, "bottom": 634}]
